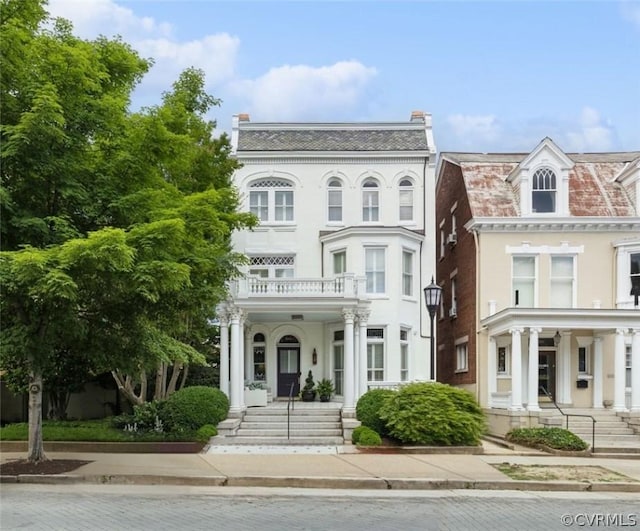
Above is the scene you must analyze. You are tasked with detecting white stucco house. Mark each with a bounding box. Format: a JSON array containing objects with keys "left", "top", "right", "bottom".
[{"left": 217, "top": 112, "right": 438, "bottom": 419}]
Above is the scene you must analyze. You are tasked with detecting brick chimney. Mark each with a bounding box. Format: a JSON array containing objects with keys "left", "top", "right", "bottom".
[
  {"left": 410, "top": 110, "right": 425, "bottom": 122},
  {"left": 238, "top": 113, "right": 250, "bottom": 122}
]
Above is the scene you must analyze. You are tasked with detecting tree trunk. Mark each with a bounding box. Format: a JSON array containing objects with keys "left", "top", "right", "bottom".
[
  {"left": 165, "top": 361, "right": 183, "bottom": 397},
  {"left": 27, "top": 371, "right": 48, "bottom": 463},
  {"left": 111, "top": 370, "right": 146, "bottom": 406}
]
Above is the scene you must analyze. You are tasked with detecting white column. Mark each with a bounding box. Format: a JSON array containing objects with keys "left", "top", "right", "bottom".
[
  {"left": 560, "top": 331, "right": 572, "bottom": 405},
  {"left": 239, "top": 316, "right": 246, "bottom": 409},
  {"left": 487, "top": 336, "right": 497, "bottom": 408},
  {"left": 342, "top": 309, "right": 356, "bottom": 411},
  {"left": 357, "top": 309, "right": 370, "bottom": 400},
  {"left": 218, "top": 311, "right": 230, "bottom": 398},
  {"left": 592, "top": 336, "right": 604, "bottom": 409},
  {"left": 527, "top": 328, "right": 541, "bottom": 412},
  {"left": 354, "top": 320, "right": 360, "bottom": 399},
  {"left": 509, "top": 328, "right": 524, "bottom": 411},
  {"left": 613, "top": 328, "right": 628, "bottom": 412},
  {"left": 229, "top": 309, "right": 242, "bottom": 412},
  {"left": 631, "top": 329, "right": 640, "bottom": 412},
  {"left": 244, "top": 326, "right": 252, "bottom": 384}
]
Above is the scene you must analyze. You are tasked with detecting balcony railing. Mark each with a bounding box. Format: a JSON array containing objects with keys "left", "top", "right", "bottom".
[{"left": 232, "top": 273, "right": 367, "bottom": 299}]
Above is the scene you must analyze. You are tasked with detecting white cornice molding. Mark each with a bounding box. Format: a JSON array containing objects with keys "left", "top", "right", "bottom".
[
  {"left": 319, "top": 226, "right": 424, "bottom": 244},
  {"left": 466, "top": 217, "right": 640, "bottom": 232},
  {"left": 237, "top": 120, "right": 432, "bottom": 131},
  {"left": 235, "top": 153, "right": 431, "bottom": 164}
]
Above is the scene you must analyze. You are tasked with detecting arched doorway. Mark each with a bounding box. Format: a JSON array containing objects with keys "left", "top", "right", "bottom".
[{"left": 277, "top": 334, "right": 300, "bottom": 397}]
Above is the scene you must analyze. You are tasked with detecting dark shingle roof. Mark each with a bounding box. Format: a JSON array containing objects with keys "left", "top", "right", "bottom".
[{"left": 238, "top": 129, "right": 429, "bottom": 152}]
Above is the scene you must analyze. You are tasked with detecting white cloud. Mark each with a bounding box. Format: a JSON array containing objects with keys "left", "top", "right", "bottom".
[
  {"left": 233, "top": 61, "right": 378, "bottom": 121},
  {"left": 563, "top": 107, "right": 615, "bottom": 152},
  {"left": 446, "top": 114, "right": 501, "bottom": 148},
  {"left": 621, "top": 0, "right": 640, "bottom": 30}
]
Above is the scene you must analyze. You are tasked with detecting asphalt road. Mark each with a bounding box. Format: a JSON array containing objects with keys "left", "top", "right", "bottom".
[{"left": 1, "top": 485, "right": 638, "bottom": 531}]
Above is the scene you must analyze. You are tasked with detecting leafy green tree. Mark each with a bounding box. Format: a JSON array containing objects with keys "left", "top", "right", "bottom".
[{"left": 0, "top": 0, "right": 255, "bottom": 462}]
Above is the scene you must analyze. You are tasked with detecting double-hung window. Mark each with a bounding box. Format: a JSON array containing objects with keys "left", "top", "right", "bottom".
[
  {"left": 513, "top": 256, "right": 535, "bottom": 307},
  {"left": 367, "top": 328, "right": 384, "bottom": 381},
  {"left": 402, "top": 250, "right": 413, "bottom": 297},
  {"left": 365, "top": 247, "right": 385, "bottom": 294},
  {"left": 400, "top": 328, "right": 409, "bottom": 381},
  {"left": 333, "top": 330, "right": 344, "bottom": 395},
  {"left": 327, "top": 179, "right": 343, "bottom": 222},
  {"left": 362, "top": 179, "right": 379, "bottom": 222},
  {"left": 248, "top": 178, "right": 294, "bottom": 223},
  {"left": 550, "top": 255, "right": 575, "bottom": 308},
  {"left": 399, "top": 179, "right": 413, "bottom": 221},
  {"left": 456, "top": 342, "right": 468, "bottom": 372},
  {"left": 333, "top": 250, "right": 346, "bottom": 275}
]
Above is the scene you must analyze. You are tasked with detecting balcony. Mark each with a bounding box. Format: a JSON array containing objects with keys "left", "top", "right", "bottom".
[{"left": 232, "top": 273, "right": 367, "bottom": 299}]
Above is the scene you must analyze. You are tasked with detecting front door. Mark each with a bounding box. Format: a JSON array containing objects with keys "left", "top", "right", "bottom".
[
  {"left": 277, "top": 346, "right": 300, "bottom": 397},
  {"left": 538, "top": 351, "right": 556, "bottom": 400}
]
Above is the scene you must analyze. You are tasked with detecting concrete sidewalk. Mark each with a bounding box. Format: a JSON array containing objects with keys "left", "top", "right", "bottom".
[{"left": 2, "top": 443, "right": 640, "bottom": 492}]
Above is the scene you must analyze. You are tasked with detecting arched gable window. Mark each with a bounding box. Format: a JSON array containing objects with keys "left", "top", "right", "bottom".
[
  {"left": 531, "top": 168, "right": 556, "bottom": 213},
  {"left": 362, "top": 178, "right": 380, "bottom": 222},
  {"left": 399, "top": 178, "right": 414, "bottom": 221},
  {"left": 249, "top": 178, "right": 294, "bottom": 222},
  {"left": 327, "top": 178, "right": 342, "bottom": 222}
]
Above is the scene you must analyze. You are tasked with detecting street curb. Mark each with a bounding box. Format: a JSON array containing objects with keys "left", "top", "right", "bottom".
[{"left": 2, "top": 474, "right": 640, "bottom": 492}]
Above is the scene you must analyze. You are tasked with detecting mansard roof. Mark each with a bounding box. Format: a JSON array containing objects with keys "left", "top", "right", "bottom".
[{"left": 440, "top": 148, "right": 640, "bottom": 218}]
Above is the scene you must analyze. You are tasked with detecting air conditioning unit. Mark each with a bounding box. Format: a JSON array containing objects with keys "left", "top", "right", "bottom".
[
  {"left": 449, "top": 307, "right": 457, "bottom": 318},
  {"left": 446, "top": 232, "right": 457, "bottom": 246}
]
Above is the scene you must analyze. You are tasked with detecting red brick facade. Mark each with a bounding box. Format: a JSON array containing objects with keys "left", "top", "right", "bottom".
[{"left": 435, "top": 160, "right": 476, "bottom": 386}]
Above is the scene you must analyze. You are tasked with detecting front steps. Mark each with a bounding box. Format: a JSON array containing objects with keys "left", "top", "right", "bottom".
[
  {"left": 214, "top": 403, "right": 345, "bottom": 446},
  {"left": 540, "top": 408, "right": 640, "bottom": 458}
]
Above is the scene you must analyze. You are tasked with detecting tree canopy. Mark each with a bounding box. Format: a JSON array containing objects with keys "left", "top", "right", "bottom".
[{"left": 0, "top": 0, "right": 256, "bottom": 461}]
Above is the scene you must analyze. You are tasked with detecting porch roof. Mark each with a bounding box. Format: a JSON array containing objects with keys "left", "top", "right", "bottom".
[{"left": 481, "top": 307, "right": 640, "bottom": 336}]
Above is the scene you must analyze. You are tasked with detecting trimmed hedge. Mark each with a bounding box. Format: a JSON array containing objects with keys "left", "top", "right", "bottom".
[
  {"left": 195, "top": 424, "right": 218, "bottom": 442},
  {"left": 162, "top": 386, "right": 229, "bottom": 432},
  {"left": 506, "top": 427, "right": 588, "bottom": 451},
  {"left": 355, "top": 389, "right": 396, "bottom": 437},
  {"left": 378, "top": 382, "right": 485, "bottom": 446},
  {"left": 351, "top": 425, "right": 381, "bottom": 446}
]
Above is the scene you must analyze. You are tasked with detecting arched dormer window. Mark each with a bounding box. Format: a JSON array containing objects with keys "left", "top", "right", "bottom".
[
  {"left": 531, "top": 168, "right": 557, "bottom": 214},
  {"left": 362, "top": 178, "right": 379, "bottom": 222},
  {"left": 399, "top": 178, "right": 414, "bottom": 221},
  {"left": 327, "top": 178, "right": 342, "bottom": 222},
  {"left": 249, "top": 178, "right": 294, "bottom": 222}
]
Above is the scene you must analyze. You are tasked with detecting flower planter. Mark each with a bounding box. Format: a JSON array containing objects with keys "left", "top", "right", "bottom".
[{"left": 244, "top": 388, "right": 268, "bottom": 407}]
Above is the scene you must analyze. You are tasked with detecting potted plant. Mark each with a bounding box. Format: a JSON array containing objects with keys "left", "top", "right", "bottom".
[
  {"left": 316, "top": 378, "right": 335, "bottom": 402},
  {"left": 300, "top": 370, "right": 316, "bottom": 402}
]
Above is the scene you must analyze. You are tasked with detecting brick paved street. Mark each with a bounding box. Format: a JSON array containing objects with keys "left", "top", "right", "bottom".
[{"left": 1, "top": 485, "right": 638, "bottom": 531}]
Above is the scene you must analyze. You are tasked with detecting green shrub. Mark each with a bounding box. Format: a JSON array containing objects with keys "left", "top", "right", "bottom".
[
  {"left": 506, "top": 427, "right": 588, "bottom": 451},
  {"left": 356, "top": 426, "right": 382, "bottom": 446},
  {"left": 356, "top": 388, "right": 396, "bottom": 437},
  {"left": 195, "top": 424, "right": 218, "bottom": 442},
  {"left": 162, "top": 386, "right": 229, "bottom": 432},
  {"left": 351, "top": 425, "right": 367, "bottom": 444},
  {"left": 111, "top": 401, "right": 166, "bottom": 432},
  {"left": 378, "top": 382, "right": 485, "bottom": 446}
]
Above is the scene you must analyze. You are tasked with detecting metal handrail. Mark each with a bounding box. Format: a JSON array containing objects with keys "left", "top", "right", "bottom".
[
  {"left": 287, "top": 381, "right": 295, "bottom": 440},
  {"left": 539, "top": 386, "right": 596, "bottom": 452}
]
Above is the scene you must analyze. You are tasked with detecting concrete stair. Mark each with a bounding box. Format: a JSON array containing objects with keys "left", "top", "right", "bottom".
[
  {"left": 215, "top": 403, "right": 345, "bottom": 446},
  {"left": 540, "top": 407, "right": 640, "bottom": 458}
]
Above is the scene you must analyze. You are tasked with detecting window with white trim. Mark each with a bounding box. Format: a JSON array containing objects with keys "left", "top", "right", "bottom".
[
  {"left": 497, "top": 346, "right": 509, "bottom": 375},
  {"left": 400, "top": 328, "right": 409, "bottom": 381},
  {"left": 332, "top": 250, "right": 346, "bottom": 275},
  {"left": 631, "top": 252, "right": 640, "bottom": 305},
  {"left": 550, "top": 255, "right": 575, "bottom": 308},
  {"left": 367, "top": 328, "right": 385, "bottom": 381},
  {"left": 249, "top": 255, "right": 294, "bottom": 278},
  {"left": 450, "top": 276, "right": 457, "bottom": 317},
  {"left": 399, "top": 178, "right": 414, "bottom": 221},
  {"left": 456, "top": 343, "right": 468, "bottom": 372},
  {"left": 248, "top": 178, "right": 294, "bottom": 223},
  {"left": 578, "top": 346, "right": 590, "bottom": 375},
  {"left": 626, "top": 345, "right": 632, "bottom": 388},
  {"left": 513, "top": 256, "right": 535, "bottom": 307},
  {"left": 365, "top": 247, "right": 385, "bottom": 294},
  {"left": 333, "top": 330, "right": 344, "bottom": 395},
  {"left": 362, "top": 179, "right": 379, "bottom": 222},
  {"left": 402, "top": 250, "right": 413, "bottom": 297},
  {"left": 252, "top": 333, "right": 266, "bottom": 381},
  {"left": 439, "top": 226, "right": 445, "bottom": 259},
  {"left": 327, "top": 179, "right": 343, "bottom": 222},
  {"left": 532, "top": 167, "right": 557, "bottom": 213}
]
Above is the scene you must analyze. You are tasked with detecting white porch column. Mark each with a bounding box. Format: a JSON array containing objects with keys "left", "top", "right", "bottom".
[
  {"left": 631, "top": 329, "right": 640, "bottom": 412},
  {"left": 244, "top": 326, "right": 252, "bottom": 383},
  {"left": 354, "top": 320, "right": 360, "bottom": 399},
  {"left": 527, "top": 328, "right": 541, "bottom": 412},
  {"left": 559, "top": 330, "right": 572, "bottom": 405},
  {"left": 342, "top": 309, "right": 356, "bottom": 411},
  {"left": 613, "top": 328, "right": 628, "bottom": 412},
  {"left": 229, "top": 308, "right": 243, "bottom": 413},
  {"left": 509, "top": 328, "right": 524, "bottom": 411},
  {"left": 592, "top": 336, "right": 604, "bottom": 409},
  {"left": 487, "top": 336, "right": 497, "bottom": 408},
  {"left": 357, "top": 309, "right": 370, "bottom": 400},
  {"left": 218, "top": 311, "right": 230, "bottom": 398}
]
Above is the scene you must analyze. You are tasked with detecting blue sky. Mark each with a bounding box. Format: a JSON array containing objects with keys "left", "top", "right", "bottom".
[{"left": 47, "top": 0, "right": 640, "bottom": 153}]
